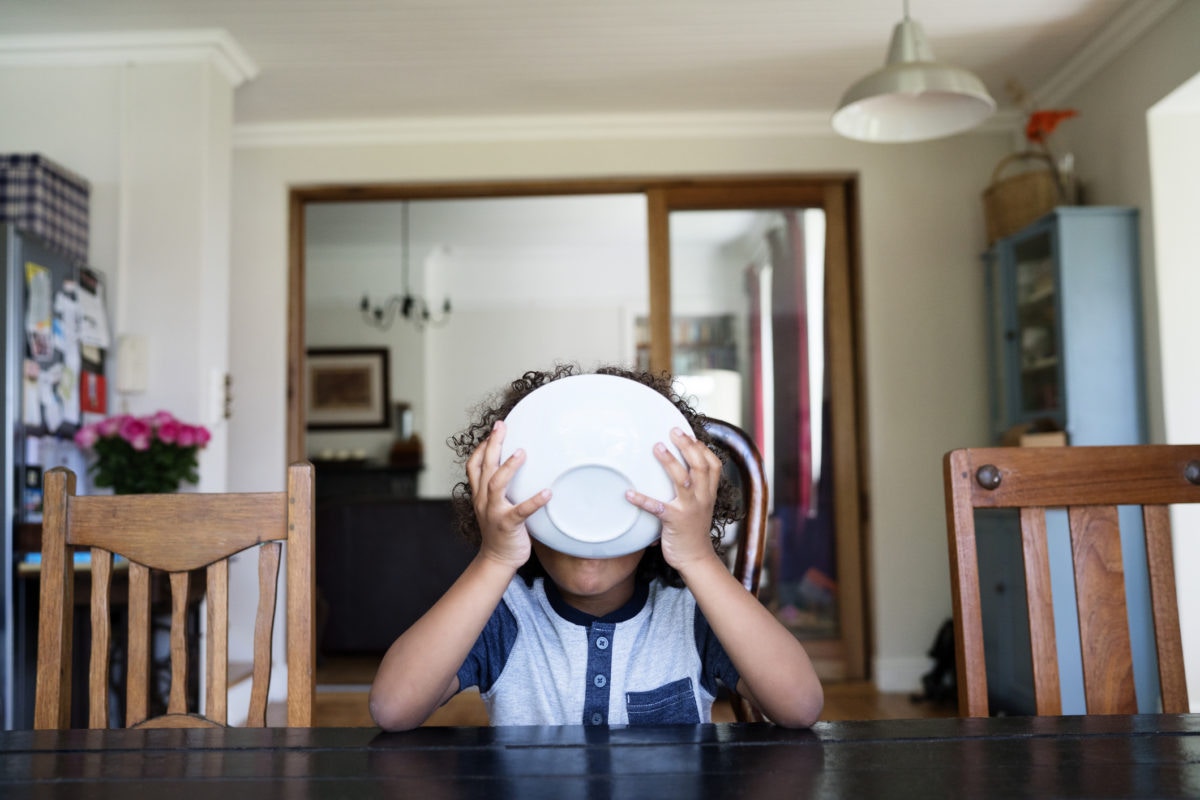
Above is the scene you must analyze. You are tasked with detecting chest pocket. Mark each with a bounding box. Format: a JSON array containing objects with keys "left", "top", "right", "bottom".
[{"left": 625, "top": 677, "right": 700, "bottom": 724}]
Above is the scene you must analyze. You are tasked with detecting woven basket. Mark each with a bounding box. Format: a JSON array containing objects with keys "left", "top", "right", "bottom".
[{"left": 982, "top": 151, "right": 1065, "bottom": 244}]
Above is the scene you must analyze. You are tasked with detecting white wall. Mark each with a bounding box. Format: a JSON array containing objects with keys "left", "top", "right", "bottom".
[
  {"left": 232, "top": 131, "right": 1003, "bottom": 691},
  {"left": 0, "top": 59, "right": 236, "bottom": 490},
  {"left": 1055, "top": 0, "right": 1200, "bottom": 710},
  {"left": 0, "top": 49, "right": 247, "bottom": 709}
]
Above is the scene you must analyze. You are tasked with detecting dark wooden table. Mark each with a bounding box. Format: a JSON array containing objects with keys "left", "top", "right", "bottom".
[{"left": 1, "top": 715, "right": 1198, "bottom": 798}]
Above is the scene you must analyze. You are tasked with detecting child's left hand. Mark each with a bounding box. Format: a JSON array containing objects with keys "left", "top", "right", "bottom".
[{"left": 625, "top": 427, "right": 723, "bottom": 572}]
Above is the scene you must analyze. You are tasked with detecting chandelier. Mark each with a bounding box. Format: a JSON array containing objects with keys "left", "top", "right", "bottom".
[{"left": 360, "top": 201, "right": 452, "bottom": 331}]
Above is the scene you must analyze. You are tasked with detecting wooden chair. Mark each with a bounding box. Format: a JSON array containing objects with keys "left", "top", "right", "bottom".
[
  {"left": 944, "top": 445, "right": 1199, "bottom": 717},
  {"left": 705, "top": 419, "right": 769, "bottom": 722},
  {"left": 35, "top": 462, "right": 316, "bottom": 729}
]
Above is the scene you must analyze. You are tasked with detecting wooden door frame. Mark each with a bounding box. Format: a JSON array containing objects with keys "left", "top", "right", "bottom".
[{"left": 286, "top": 174, "right": 871, "bottom": 679}]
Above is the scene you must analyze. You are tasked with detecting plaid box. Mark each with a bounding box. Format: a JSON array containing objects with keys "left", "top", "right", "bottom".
[{"left": 0, "top": 153, "right": 90, "bottom": 264}]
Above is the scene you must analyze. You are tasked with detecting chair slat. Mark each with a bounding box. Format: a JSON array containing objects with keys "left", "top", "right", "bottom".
[
  {"left": 168, "top": 571, "right": 190, "bottom": 715},
  {"left": 1019, "top": 508, "right": 1061, "bottom": 715},
  {"left": 248, "top": 542, "right": 282, "bottom": 727},
  {"left": 1068, "top": 505, "right": 1137, "bottom": 714},
  {"left": 207, "top": 560, "right": 230, "bottom": 725},
  {"left": 126, "top": 563, "right": 152, "bottom": 727},
  {"left": 967, "top": 445, "right": 1197, "bottom": 508},
  {"left": 943, "top": 449, "right": 990, "bottom": 717},
  {"left": 88, "top": 549, "right": 114, "bottom": 728},
  {"left": 285, "top": 462, "right": 316, "bottom": 727},
  {"left": 1143, "top": 504, "right": 1189, "bottom": 713},
  {"left": 65, "top": 494, "right": 289, "bottom": 572},
  {"left": 35, "top": 468, "right": 75, "bottom": 730}
]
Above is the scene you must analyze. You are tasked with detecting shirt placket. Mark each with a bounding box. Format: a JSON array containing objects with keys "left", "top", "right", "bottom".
[{"left": 583, "top": 622, "right": 615, "bottom": 725}]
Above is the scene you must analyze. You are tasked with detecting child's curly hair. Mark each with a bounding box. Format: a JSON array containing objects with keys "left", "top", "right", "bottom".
[{"left": 448, "top": 363, "right": 741, "bottom": 587}]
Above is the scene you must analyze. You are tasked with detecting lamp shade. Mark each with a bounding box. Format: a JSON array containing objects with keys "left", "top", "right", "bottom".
[{"left": 832, "top": 16, "right": 995, "bottom": 143}]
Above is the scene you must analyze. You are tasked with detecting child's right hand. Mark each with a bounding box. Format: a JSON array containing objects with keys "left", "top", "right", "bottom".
[{"left": 467, "top": 419, "right": 551, "bottom": 570}]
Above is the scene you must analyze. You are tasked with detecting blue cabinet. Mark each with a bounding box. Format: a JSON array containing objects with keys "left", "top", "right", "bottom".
[
  {"left": 978, "top": 207, "right": 1158, "bottom": 715},
  {"left": 983, "top": 207, "right": 1146, "bottom": 444}
]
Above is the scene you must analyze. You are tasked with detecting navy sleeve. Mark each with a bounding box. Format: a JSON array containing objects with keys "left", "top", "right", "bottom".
[
  {"left": 456, "top": 598, "right": 519, "bottom": 693},
  {"left": 694, "top": 606, "right": 740, "bottom": 696}
]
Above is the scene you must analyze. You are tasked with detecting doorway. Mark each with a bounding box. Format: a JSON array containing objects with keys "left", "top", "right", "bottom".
[{"left": 287, "top": 175, "right": 870, "bottom": 680}]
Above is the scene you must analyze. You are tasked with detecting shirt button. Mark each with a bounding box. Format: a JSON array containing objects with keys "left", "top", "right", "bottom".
[
  {"left": 596, "top": 636, "right": 609, "bottom": 650},
  {"left": 591, "top": 712, "right": 604, "bottom": 725},
  {"left": 593, "top": 674, "right": 607, "bottom": 688}
]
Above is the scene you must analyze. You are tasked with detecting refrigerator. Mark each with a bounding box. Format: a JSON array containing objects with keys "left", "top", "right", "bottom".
[{"left": 1, "top": 223, "right": 108, "bottom": 729}]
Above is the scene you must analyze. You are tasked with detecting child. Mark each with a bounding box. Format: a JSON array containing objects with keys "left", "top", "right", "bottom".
[{"left": 369, "top": 364, "right": 823, "bottom": 730}]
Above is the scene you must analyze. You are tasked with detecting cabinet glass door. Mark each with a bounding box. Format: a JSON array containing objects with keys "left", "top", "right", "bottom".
[
  {"left": 984, "top": 253, "right": 1009, "bottom": 437},
  {"left": 1012, "top": 230, "right": 1063, "bottom": 422}
]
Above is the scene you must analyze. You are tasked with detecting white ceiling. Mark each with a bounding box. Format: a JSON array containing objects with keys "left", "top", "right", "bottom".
[{"left": 0, "top": 0, "right": 1152, "bottom": 127}]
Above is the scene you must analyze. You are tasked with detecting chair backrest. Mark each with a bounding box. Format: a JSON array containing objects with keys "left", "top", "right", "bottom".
[
  {"left": 705, "top": 419, "right": 769, "bottom": 722},
  {"left": 35, "top": 462, "right": 315, "bottom": 730},
  {"left": 943, "top": 445, "right": 1199, "bottom": 717}
]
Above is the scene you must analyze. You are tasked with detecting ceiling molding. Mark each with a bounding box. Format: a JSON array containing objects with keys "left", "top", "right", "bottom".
[
  {"left": 0, "top": 29, "right": 259, "bottom": 87},
  {"left": 234, "top": 108, "right": 1022, "bottom": 149},
  {"left": 1033, "top": 0, "right": 1180, "bottom": 107}
]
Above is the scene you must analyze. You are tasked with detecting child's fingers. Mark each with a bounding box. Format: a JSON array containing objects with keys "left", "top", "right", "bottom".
[
  {"left": 510, "top": 488, "right": 552, "bottom": 520},
  {"left": 487, "top": 448, "right": 526, "bottom": 496},
  {"left": 466, "top": 439, "right": 487, "bottom": 490},
  {"left": 651, "top": 432, "right": 692, "bottom": 488},
  {"left": 482, "top": 419, "right": 507, "bottom": 470},
  {"left": 625, "top": 489, "right": 667, "bottom": 517},
  {"left": 652, "top": 428, "right": 720, "bottom": 496}
]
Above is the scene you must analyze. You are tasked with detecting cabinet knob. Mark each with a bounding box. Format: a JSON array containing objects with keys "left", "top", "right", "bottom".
[
  {"left": 1186, "top": 460, "right": 1200, "bottom": 486},
  {"left": 976, "top": 464, "right": 1002, "bottom": 490}
]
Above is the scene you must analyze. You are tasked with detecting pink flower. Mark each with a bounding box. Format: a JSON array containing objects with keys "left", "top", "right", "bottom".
[
  {"left": 195, "top": 426, "right": 211, "bottom": 446},
  {"left": 74, "top": 424, "right": 98, "bottom": 449},
  {"left": 150, "top": 410, "right": 176, "bottom": 428},
  {"left": 119, "top": 416, "right": 151, "bottom": 448},
  {"left": 156, "top": 418, "right": 183, "bottom": 444},
  {"left": 98, "top": 415, "right": 125, "bottom": 437},
  {"left": 177, "top": 425, "right": 198, "bottom": 447}
]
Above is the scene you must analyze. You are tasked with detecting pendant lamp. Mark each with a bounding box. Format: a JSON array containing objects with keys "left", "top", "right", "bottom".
[{"left": 832, "top": 1, "right": 995, "bottom": 143}]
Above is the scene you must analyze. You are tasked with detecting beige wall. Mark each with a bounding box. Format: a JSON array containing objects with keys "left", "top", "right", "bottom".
[{"left": 231, "top": 131, "right": 1006, "bottom": 689}]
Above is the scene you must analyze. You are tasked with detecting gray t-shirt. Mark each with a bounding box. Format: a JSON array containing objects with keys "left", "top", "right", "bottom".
[{"left": 456, "top": 576, "right": 740, "bottom": 725}]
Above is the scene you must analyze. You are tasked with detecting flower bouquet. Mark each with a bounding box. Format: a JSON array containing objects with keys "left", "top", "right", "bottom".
[{"left": 74, "top": 411, "right": 211, "bottom": 494}]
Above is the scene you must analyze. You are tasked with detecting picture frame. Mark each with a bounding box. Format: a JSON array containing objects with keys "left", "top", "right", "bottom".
[{"left": 305, "top": 347, "right": 390, "bottom": 429}]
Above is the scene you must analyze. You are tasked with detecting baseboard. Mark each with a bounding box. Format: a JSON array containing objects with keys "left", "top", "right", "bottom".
[{"left": 872, "top": 657, "right": 933, "bottom": 693}]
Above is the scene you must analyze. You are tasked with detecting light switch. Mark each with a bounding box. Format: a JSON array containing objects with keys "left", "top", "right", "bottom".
[
  {"left": 116, "top": 334, "right": 148, "bottom": 394},
  {"left": 209, "top": 369, "right": 233, "bottom": 423}
]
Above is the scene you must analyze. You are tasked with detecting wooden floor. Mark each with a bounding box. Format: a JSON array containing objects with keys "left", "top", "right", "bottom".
[{"left": 314, "top": 655, "right": 958, "bottom": 727}]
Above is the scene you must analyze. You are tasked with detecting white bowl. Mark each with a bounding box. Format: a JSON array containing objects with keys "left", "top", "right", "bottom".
[{"left": 500, "top": 374, "right": 690, "bottom": 558}]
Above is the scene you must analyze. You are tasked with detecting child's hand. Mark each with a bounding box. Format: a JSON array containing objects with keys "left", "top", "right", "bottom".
[
  {"left": 625, "top": 427, "right": 723, "bottom": 573},
  {"left": 467, "top": 419, "right": 550, "bottom": 570}
]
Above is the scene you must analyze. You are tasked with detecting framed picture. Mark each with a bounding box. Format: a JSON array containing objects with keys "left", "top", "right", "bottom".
[{"left": 305, "top": 348, "right": 390, "bottom": 429}]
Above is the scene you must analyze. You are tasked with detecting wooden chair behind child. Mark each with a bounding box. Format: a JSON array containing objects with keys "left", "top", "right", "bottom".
[
  {"left": 35, "top": 462, "right": 315, "bottom": 729},
  {"left": 706, "top": 419, "right": 769, "bottom": 722}
]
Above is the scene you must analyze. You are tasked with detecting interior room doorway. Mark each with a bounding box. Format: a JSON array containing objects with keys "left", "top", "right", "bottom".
[{"left": 287, "top": 175, "right": 870, "bottom": 680}]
